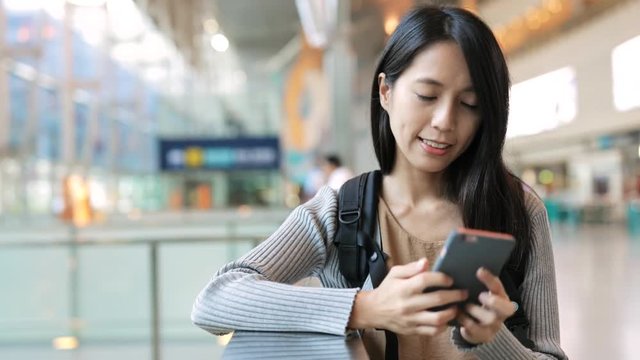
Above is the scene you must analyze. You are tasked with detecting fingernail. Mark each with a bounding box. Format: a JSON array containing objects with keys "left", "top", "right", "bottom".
[
  {"left": 479, "top": 292, "right": 489, "bottom": 301},
  {"left": 417, "top": 258, "right": 426, "bottom": 269}
]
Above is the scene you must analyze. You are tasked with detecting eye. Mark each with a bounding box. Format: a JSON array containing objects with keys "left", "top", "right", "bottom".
[
  {"left": 461, "top": 101, "right": 478, "bottom": 110},
  {"left": 416, "top": 94, "right": 437, "bottom": 102}
]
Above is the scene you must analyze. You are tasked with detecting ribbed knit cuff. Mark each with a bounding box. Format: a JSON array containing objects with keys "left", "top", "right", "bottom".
[
  {"left": 192, "top": 274, "right": 360, "bottom": 336},
  {"left": 451, "top": 324, "right": 529, "bottom": 360}
]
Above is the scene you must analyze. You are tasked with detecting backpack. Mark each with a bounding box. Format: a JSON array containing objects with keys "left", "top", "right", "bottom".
[{"left": 333, "top": 170, "right": 535, "bottom": 359}]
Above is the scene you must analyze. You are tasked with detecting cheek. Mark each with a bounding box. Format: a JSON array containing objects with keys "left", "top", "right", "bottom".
[
  {"left": 387, "top": 89, "right": 428, "bottom": 141},
  {"left": 388, "top": 116, "right": 403, "bottom": 143},
  {"left": 389, "top": 108, "right": 417, "bottom": 142},
  {"left": 390, "top": 99, "right": 422, "bottom": 133},
  {"left": 460, "top": 121, "right": 480, "bottom": 149}
]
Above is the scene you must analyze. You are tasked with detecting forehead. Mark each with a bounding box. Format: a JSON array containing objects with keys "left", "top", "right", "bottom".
[{"left": 401, "top": 41, "right": 473, "bottom": 87}]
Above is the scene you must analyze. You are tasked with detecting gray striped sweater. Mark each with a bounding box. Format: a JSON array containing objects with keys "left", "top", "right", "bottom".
[{"left": 192, "top": 186, "right": 567, "bottom": 359}]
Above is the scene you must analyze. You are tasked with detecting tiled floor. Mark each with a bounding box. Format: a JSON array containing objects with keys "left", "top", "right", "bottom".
[
  {"left": 1, "top": 223, "right": 638, "bottom": 359},
  {"left": 553, "top": 223, "right": 640, "bottom": 360}
]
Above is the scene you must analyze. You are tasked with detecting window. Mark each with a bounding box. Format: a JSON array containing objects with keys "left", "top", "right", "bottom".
[
  {"left": 612, "top": 35, "right": 640, "bottom": 112},
  {"left": 508, "top": 67, "right": 577, "bottom": 138}
]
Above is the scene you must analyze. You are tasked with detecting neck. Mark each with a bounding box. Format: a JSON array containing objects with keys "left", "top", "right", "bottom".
[{"left": 382, "top": 167, "right": 446, "bottom": 208}]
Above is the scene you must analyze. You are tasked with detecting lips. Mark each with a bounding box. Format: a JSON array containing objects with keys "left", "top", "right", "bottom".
[{"left": 418, "top": 137, "right": 453, "bottom": 149}]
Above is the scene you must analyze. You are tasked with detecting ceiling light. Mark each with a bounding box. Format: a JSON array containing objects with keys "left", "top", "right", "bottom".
[
  {"left": 384, "top": 16, "right": 399, "bottom": 36},
  {"left": 210, "top": 34, "right": 229, "bottom": 52},
  {"left": 203, "top": 19, "right": 219, "bottom": 34},
  {"left": 52, "top": 336, "right": 79, "bottom": 350}
]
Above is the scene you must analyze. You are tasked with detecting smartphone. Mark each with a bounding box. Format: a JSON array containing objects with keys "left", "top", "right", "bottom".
[{"left": 425, "top": 227, "right": 515, "bottom": 312}]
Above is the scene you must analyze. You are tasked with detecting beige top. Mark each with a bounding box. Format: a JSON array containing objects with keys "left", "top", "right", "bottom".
[{"left": 361, "top": 197, "right": 476, "bottom": 360}]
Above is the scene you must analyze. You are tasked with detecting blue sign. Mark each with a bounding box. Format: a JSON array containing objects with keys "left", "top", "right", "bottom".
[{"left": 159, "top": 137, "right": 281, "bottom": 171}]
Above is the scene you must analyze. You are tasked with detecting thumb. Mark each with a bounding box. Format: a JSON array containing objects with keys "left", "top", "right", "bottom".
[{"left": 389, "top": 258, "right": 429, "bottom": 279}]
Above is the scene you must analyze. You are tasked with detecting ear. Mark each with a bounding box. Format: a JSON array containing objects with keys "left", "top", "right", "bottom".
[{"left": 378, "top": 72, "right": 391, "bottom": 111}]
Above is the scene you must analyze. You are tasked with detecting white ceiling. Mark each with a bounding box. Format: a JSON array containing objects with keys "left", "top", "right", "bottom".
[{"left": 212, "top": 0, "right": 301, "bottom": 61}]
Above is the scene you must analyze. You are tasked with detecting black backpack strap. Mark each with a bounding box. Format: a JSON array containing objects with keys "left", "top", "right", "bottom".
[
  {"left": 334, "top": 171, "right": 398, "bottom": 360},
  {"left": 384, "top": 331, "right": 398, "bottom": 360},
  {"left": 335, "top": 172, "right": 369, "bottom": 286},
  {"left": 500, "top": 269, "right": 535, "bottom": 349},
  {"left": 335, "top": 170, "right": 383, "bottom": 286},
  {"left": 361, "top": 171, "right": 386, "bottom": 287}
]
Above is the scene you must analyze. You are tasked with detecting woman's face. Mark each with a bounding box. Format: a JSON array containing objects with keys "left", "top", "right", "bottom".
[{"left": 379, "top": 41, "right": 481, "bottom": 176}]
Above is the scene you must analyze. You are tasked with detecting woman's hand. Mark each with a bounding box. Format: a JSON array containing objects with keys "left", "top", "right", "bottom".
[
  {"left": 457, "top": 267, "right": 517, "bottom": 345},
  {"left": 349, "top": 258, "right": 468, "bottom": 336}
]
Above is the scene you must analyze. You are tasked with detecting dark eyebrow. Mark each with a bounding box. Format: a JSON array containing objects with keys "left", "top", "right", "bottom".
[
  {"left": 415, "top": 77, "right": 443, "bottom": 86},
  {"left": 415, "top": 77, "right": 475, "bottom": 93}
]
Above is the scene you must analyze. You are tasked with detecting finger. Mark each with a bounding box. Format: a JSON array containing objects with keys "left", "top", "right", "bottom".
[
  {"left": 459, "top": 313, "right": 496, "bottom": 345},
  {"left": 413, "top": 324, "right": 448, "bottom": 336},
  {"left": 417, "top": 289, "right": 468, "bottom": 310},
  {"left": 458, "top": 313, "right": 481, "bottom": 333},
  {"left": 408, "top": 271, "right": 454, "bottom": 293},
  {"left": 476, "top": 268, "right": 507, "bottom": 297},
  {"left": 459, "top": 327, "right": 481, "bottom": 345},
  {"left": 465, "top": 304, "right": 497, "bottom": 326},
  {"left": 478, "top": 292, "right": 516, "bottom": 318},
  {"left": 411, "top": 306, "right": 458, "bottom": 327},
  {"left": 388, "top": 258, "right": 429, "bottom": 279}
]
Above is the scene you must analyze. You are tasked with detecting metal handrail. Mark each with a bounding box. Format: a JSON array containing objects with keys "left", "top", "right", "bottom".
[{"left": 0, "top": 227, "right": 269, "bottom": 360}]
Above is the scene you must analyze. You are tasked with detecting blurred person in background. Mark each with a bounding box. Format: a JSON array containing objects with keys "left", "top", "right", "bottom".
[
  {"left": 301, "top": 156, "right": 327, "bottom": 202},
  {"left": 322, "top": 154, "right": 354, "bottom": 191},
  {"left": 192, "top": 5, "right": 566, "bottom": 359},
  {"left": 302, "top": 154, "right": 354, "bottom": 201}
]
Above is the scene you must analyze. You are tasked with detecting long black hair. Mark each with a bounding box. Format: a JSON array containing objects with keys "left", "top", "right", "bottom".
[{"left": 371, "top": 5, "right": 531, "bottom": 269}]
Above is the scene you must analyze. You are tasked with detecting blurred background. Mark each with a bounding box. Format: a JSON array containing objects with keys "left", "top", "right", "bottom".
[{"left": 0, "top": 0, "right": 638, "bottom": 359}]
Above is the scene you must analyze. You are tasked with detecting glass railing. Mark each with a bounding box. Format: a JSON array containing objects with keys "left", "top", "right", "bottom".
[{"left": 0, "top": 212, "right": 288, "bottom": 360}]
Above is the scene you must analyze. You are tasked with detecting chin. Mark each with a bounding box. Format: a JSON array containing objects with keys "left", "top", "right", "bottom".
[
  {"left": 420, "top": 167, "right": 448, "bottom": 175},
  {"left": 412, "top": 160, "right": 450, "bottom": 174}
]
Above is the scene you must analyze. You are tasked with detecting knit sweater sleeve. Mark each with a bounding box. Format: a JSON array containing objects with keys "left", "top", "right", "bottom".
[
  {"left": 191, "top": 186, "right": 358, "bottom": 336},
  {"left": 452, "top": 192, "right": 568, "bottom": 359}
]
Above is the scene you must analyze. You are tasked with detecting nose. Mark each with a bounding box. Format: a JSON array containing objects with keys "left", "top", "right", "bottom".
[{"left": 431, "top": 101, "right": 456, "bottom": 132}]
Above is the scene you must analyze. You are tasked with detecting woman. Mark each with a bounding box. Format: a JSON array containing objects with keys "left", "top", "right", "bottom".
[{"left": 192, "top": 5, "right": 567, "bottom": 359}]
